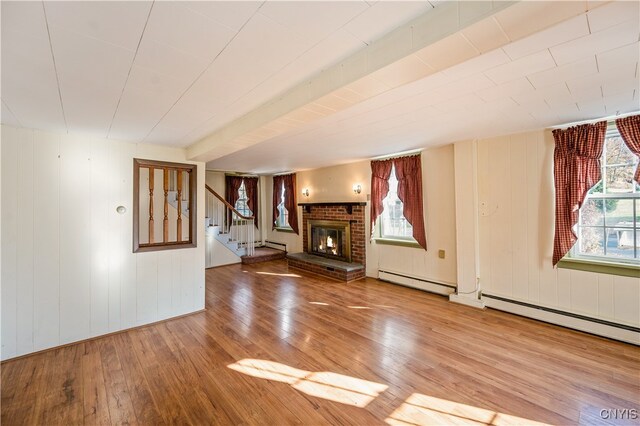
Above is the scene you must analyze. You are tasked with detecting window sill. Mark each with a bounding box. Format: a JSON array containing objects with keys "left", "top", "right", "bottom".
[
  {"left": 373, "top": 237, "right": 422, "bottom": 249},
  {"left": 558, "top": 258, "right": 640, "bottom": 278},
  {"left": 274, "top": 227, "right": 295, "bottom": 233}
]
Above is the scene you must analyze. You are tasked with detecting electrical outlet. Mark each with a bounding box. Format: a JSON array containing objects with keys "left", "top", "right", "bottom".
[{"left": 438, "top": 249, "right": 445, "bottom": 259}]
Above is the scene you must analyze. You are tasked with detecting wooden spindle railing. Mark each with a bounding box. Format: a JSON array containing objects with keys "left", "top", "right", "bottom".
[
  {"left": 163, "top": 169, "right": 169, "bottom": 243},
  {"left": 133, "top": 159, "right": 196, "bottom": 253},
  {"left": 177, "top": 170, "right": 183, "bottom": 242},
  {"left": 148, "top": 166, "right": 154, "bottom": 243},
  {"left": 205, "top": 184, "right": 255, "bottom": 256}
]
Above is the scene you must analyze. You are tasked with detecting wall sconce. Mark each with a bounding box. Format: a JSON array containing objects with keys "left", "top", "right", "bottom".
[
  {"left": 353, "top": 184, "right": 362, "bottom": 194},
  {"left": 301, "top": 188, "right": 310, "bottom": 197}
]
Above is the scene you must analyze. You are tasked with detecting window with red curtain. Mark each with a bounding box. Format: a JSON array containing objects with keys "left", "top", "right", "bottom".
[
  {"left": 243, "top": 177, "right": 259, "bottom": 228},
  {"left": 570, "top": 119, "right": 640, "bottom": 265},
  {"left": 272, "top": 173, "right": 299, "bottom": 234},
  {"left": 225, "top": 175, "right": 244, "bottom": 225},
  {"left": 370, "top": 155, "right": 427, "bottom": 250}
]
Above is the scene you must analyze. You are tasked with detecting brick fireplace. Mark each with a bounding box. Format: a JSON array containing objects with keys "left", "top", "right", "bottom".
[{"left": 287, "top": 202, "right": 366, "bottom": 282}]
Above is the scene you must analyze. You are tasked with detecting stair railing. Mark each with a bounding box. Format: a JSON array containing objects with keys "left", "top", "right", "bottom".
[{"left": 205, "top": 184, "right": 255, "bottom": 256}]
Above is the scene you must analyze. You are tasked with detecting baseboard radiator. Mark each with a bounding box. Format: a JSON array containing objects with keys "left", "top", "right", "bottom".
[
  {"left": 378, "top": 270, "right": 456, "bottom": 296},
  {"left": 265, "top": 240, "right": 287, "bottom": 252},
  {"left": 482, "top": 293, "right": 640, "bottom": 345}
]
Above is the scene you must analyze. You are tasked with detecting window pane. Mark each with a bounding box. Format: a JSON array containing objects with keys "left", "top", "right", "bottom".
[
  {"left": 380, "top": 165, "right": 414, "bottom": 239},
  {"left": 606, "top": 228, "right": 637, "bottom": 258},
  {"left": 636, "top": 199, "right": 640, "bottom": 224},
  {"left": 578, "top": 227, "right": 605, "bottom": 256},
  {"left": 605, "top": 165, "right": 635, "bottom": 193},
  {"left": 588, "top": 180, "right": 604, "bottom": 195},
  {"left": 604, "top": 199, "right": 634, "bottom": 227},
  {"left": 581, "top": 199, "right": 604, "bottom": 225},
  {"left": 606, "top": 136, "right": 637, "bottom": 166}
]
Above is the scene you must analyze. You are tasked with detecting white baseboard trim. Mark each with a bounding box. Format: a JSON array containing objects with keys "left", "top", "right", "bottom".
[
  {"left": 378, "top": 270, "right": 455, "bottom": 296},
  {"left": 482, "top": 294, "right": 639, "bottom": 345},
  {"left": 449, "top": 293, "right": 485, "bottom": 309}
]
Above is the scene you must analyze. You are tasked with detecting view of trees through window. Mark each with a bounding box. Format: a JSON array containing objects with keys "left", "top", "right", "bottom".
[
  {"left": 380, "top": 165, "right": 414, "bottom": 239},
  {"left": 234, "top": 180, "right": 253, "bottom": 219},
  {"left": 275, "top": 181, "right": 290, "bottom": 228},
  {"left": 575, "top": 131, "right": 639, "bottom": 263}
]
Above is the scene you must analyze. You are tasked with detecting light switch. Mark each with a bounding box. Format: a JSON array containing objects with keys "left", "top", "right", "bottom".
[{"left": 438, "top": 249, "right": 445, "bottom": 259}]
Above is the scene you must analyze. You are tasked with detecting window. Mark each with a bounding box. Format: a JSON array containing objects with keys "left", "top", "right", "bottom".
[
  {"left": 379, "top": 165, "right": 415, "bottom": 241},
  {"left": 275, "top": 181, "right": 290, "bottom": 229},
  {"left": 573, "top": 128, "right": 639, "bottom": 264},
  {"left": 234, "top": 180, "right": 253, "bottom": 219}
]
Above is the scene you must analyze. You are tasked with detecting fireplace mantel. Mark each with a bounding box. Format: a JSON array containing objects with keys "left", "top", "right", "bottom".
[{"left": 298, "top": 202, "right": 366, "bottom": 214}]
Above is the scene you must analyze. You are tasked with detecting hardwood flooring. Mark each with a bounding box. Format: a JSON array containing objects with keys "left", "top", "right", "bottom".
[{"left": 1, "top": 260, "right": 639, "bottom": 425}]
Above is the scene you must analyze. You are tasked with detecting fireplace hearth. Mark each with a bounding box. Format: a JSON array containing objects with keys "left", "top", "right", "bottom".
[{"left": 308, "top": 220, "right": 351, "bottom": 262}]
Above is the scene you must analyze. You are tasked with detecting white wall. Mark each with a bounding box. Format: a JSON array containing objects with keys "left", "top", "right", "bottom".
[
  {"left": 1, "top": 126, "right": 206, "bottom": 360},
  {"left": 476, "top": 130, "right": 639, "bottom": 327}
]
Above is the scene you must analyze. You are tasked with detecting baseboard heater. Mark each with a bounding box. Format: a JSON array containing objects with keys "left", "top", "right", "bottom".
[
  {"left": 265, "top": 240, "right": 287, "bottom": 252},
  {"left": 482, "top": 293, "right": 640, "bottom": 345},
  {"left": 378, "top": 270, "right": 456, "bottom": 296}
]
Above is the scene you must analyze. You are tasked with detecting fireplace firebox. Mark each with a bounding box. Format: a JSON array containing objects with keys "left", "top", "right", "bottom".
[{"left": 307, "top": 220, "right": 351, "bottom": 262}]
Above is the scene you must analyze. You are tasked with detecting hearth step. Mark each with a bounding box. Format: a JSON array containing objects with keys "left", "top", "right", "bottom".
[{"left": 241, "top": 247, "right": 287, "bottom": 264}]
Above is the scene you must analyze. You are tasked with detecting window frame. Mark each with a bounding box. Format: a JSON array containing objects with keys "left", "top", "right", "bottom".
[
  {"left": 373, "top": 164, "right": 420, "bottom": 247},
  {"left": 133, "top": 158, "right": 197, "bottom": 253},
  {"left": 562, "top": 125, "right": 639, "bottom": 275}
]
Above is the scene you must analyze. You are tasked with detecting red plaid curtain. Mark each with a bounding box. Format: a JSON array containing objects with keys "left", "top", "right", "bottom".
[
  {"left": 225, "top": 175, "right": 244, "bottom": 225},
  {"left": 394, "top": 155, "right": 427, "bottom": 250},
  {"left": 282, "top": 173, "right": 299, "bottom": 234},
  {"left": 243, "top": 176, "right": 259, "bottom": 228},
  {"left": 272, "top": 175, "right": 284, "bottom": 230},
  {"left": 615, "top": 115, "right": 640, "bottom": 184},
  {"left": 370, "top": 159, "right": 393, "bottom": 237},
  {"left": 552, "top": 121, "right": 607, "bottom": 265}
]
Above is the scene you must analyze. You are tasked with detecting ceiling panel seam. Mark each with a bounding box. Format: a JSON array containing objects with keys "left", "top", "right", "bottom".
[
  {"left": 1, "top": 99, "right": 23, "bottom": 127},
  {"left": 106, "top": 1, "right": 155, "bottom": 138},
  {"left": 141, "top": 1, "right": 268, "bottom": 142},
  {"left": 41, "top": 1, "right": 68, "bottom": 133}
]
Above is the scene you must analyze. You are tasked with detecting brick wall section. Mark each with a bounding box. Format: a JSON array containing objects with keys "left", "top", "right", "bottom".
[{"left": 293, "top": 204, "right": 366, "bottom": 282}]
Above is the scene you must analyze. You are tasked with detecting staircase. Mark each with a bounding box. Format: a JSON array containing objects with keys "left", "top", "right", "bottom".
[{"left": 205, "top": 185, "right": 256, "bottom": 267}]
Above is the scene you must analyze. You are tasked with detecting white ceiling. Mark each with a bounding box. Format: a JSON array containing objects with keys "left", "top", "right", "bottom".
[
  {"left": 2, "top": 1, "right": 639, "bottom": 175},
  {"left": 1, "top": 0, "right": 435, "bottom": 143}
]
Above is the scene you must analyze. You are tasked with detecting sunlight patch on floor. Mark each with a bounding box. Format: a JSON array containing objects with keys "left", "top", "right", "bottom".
[
  {"left": 385, "top": 393, "right": 551, "bottom": 426},
  {"left": 309, "top": 301, "right": 330, "bottom": 305},
  {"left": 348, "top": 306, "right": 372, "bottom": 309},
  {"left": 256, "top": 271, "right": 302, "bottom": 277},
  {"left": 228, "top": 359, "right": 388, "bottom": 407}
]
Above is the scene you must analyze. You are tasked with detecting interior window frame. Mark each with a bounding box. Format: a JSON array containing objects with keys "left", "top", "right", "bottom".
[{"left": 133, "top": 158, "right": 197, "bottom": 253}]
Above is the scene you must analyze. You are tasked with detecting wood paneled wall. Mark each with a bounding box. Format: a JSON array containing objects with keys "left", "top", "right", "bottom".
[
  {"left": 0, "top": 126, "right": 206, "bottom": 360},
  {"left": 477, "top": 130, "right": 639, "bottom": 327}
]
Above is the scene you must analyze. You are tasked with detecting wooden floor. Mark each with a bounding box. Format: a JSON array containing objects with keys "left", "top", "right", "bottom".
[{"left": 2, "top": 260, "right": 639, "bottom": 425}]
